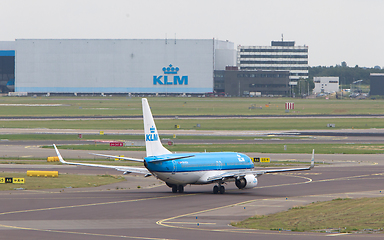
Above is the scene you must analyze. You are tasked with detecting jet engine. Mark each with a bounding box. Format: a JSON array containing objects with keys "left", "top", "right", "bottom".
[{"left": 235, "top": 174, "right": 258, "bottom": 189}]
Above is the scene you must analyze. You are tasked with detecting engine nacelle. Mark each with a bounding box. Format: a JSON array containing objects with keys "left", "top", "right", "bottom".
[{"left": 235, "top": 174, "right": 258, "bottom": 189}]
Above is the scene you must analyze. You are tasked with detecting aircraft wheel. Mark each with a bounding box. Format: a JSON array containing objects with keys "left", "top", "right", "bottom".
[
  {"left": 219, "top": 186, "right": 225, "bottom": 194},
  {"left": 213, "top": 185, "right": 219, "bottom": 194},
  {"left": 172, "top": 185, "right": 178, "bottom": 193},
  {"left": 178, "top": 185, "right": 184, "bottom": 193}
]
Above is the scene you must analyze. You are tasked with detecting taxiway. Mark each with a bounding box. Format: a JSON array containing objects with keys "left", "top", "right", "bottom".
[{"left": 0, "top": 152, "right": 383, "bottom": 239}]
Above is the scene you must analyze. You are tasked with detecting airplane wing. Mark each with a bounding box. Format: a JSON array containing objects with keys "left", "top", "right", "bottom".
[
  {"left": 89, "top": 153, "right": 144, "bottom": 162},
  {"left": 207, "top": 150, "right": 315, "bottom": 182},
  {"left": 90, "top": 153, "right": 195, "bottom": 163},
  {"left": 53, "top": 144, "right": 151, "bottom": 177}
]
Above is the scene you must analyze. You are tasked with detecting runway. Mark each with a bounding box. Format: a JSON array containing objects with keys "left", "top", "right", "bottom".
[
  {"left": 1, "top": 153, "right": 384, "bottom": 239},
  {"left": 2, "top": 128, "right": 384, "bottom": 147}
]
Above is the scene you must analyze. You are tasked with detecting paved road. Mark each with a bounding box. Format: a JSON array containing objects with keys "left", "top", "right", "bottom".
[{"left": 0, "top": 153, "right": 383, "bottom": 239}]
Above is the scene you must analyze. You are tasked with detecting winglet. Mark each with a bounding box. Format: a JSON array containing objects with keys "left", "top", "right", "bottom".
[
  {"left": 53, "top": 144, "right": 67, "bottom": 164},
  {"left": 310, "top": 149, "right": 315, "bottom": 169}
]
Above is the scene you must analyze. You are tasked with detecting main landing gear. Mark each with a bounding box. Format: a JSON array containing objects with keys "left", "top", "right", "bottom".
[
  {"left": 169, "top": 184, "right": 184, "bottom": 193},
  {"left": 213, "top": 184, "right": 225, "bottom": 194}
]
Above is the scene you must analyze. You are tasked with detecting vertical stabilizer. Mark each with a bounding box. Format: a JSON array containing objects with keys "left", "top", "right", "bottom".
[{"left": 142, "top": 98, "right": 172, "bottom": 157}]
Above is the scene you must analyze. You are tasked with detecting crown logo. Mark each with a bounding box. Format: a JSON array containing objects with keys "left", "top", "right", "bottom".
[
  {"left": 150, "top": 126, "right": 155, "bottom": 133},
  {"left": 162, "top": 64, "right": 179, "bottom": 74}
]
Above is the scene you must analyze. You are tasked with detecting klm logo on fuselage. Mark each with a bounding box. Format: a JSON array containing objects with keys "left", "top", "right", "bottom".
[
  {"left": 146, "top": 126, "right": 158, "bottom": 141},
  {"left": 153, "top": 64, "right": 188, "bottom": 85}
]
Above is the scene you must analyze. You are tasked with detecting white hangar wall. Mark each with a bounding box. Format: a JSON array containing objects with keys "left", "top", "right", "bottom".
[
  {"left": 214, "top": 40, "right": 236, "bottom": 70},
  {"left": 313, "top": 76, "right": 339, "bottom": 94},
  {"left": 15, "top": 39, "right": 235, "bottom": 93},
  {"left": 0, "top": 41, "right": 15, "bottom": 50}
]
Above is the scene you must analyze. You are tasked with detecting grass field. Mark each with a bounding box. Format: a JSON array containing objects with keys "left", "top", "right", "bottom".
[
  {"left": 0, "top": 173, "right": 126, "bottom": 191},
  {"left": 0, "top": 96, "right": 383, "bottom": 131},
  {"left": 0, "top": 117, "right": 383, "bottom": 130},
  {"left": 49, "top": 143, "right": 384, "bottom": 154},
  {"left": 232, "top": 197, "right": 384, "bottom": 233},
  {"left": 0, "top": 134, "right": 301, "bottom": 141},
  {"left": 0, "top": 96, "right": 384, "bottom": 117},
  {"left": 0, "top": 134, "right": 145, "bottom": 141}
]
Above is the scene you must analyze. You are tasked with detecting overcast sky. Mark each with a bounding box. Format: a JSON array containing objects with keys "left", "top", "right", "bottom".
[{"left": 1, "top": 0, "right": 383, "bottom": 67}]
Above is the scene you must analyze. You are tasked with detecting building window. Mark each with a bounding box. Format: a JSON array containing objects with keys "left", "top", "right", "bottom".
[
  {"left": 241, "top": 66, "right": 308, "bottom": 71},
  {"left": 240, "top": 60, "right": 308, "bottom": 65},
  {"left": 240, "top": 48, "right": 308, "bottom": 53},
  {"left": 240, "top": 54, "right": 308, "bottom": 59}
]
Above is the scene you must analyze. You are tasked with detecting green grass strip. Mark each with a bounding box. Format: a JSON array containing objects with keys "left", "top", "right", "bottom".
[
  {"left": 48, "top": 143, "right": 384, "bottom": 154},
  {"left": 232, "top": 197, "right": 384, "bottom": 233},
  {"left": 0, "top": 96, "right": 384, "bottom": 116},
  {"left": 0, "top": 134, "right": 290, "bottom": 141},
  {"left": 0, "top": 117, "right": 383, "bottom": 130},
  {"left": 0, "top": 173, "right": 126, "bottom": 191}
]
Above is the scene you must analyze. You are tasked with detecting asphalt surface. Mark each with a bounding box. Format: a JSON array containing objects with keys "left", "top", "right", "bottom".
[
  {"left": 1, "top": 150, "right": 384, "bottom": 239},
  {"left": 0, "top": 128, "right": 384, "bottom": 239}
]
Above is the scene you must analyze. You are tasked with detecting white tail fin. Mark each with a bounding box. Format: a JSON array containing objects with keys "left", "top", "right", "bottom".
[{"left": 142, "top": 98, "right": 172, "bottom": 157}]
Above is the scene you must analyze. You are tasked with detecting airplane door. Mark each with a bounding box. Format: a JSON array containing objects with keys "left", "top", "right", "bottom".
[
  {"left": 216, "top": 161, "right": 222, "bottom": 170},
  {"left": 172, "top": 160, "right": 177, "bottom": 174}
]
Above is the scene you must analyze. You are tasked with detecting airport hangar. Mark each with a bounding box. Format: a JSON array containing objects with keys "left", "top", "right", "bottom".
[{"left": 0, "top": 39, "right": 291, "bottom": 96}]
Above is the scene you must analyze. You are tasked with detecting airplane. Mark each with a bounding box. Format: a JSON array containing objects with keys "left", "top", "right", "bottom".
[{"left": 53, "top": 98, "right": 314, "bottom": 194}]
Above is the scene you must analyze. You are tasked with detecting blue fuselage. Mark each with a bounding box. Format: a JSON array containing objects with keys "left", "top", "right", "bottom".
[{"left": 144, "top": 152, "right": 254, "bottom": 173}]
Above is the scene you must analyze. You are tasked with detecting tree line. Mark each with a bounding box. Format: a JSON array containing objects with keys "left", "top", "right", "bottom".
[{"left": 309, "top": 63, "right": 384, "bottom": 86}]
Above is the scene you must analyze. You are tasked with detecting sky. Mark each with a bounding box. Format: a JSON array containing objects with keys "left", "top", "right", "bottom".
[{"left": 1, "top": 0, "right": 383, "bottom": 67}]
